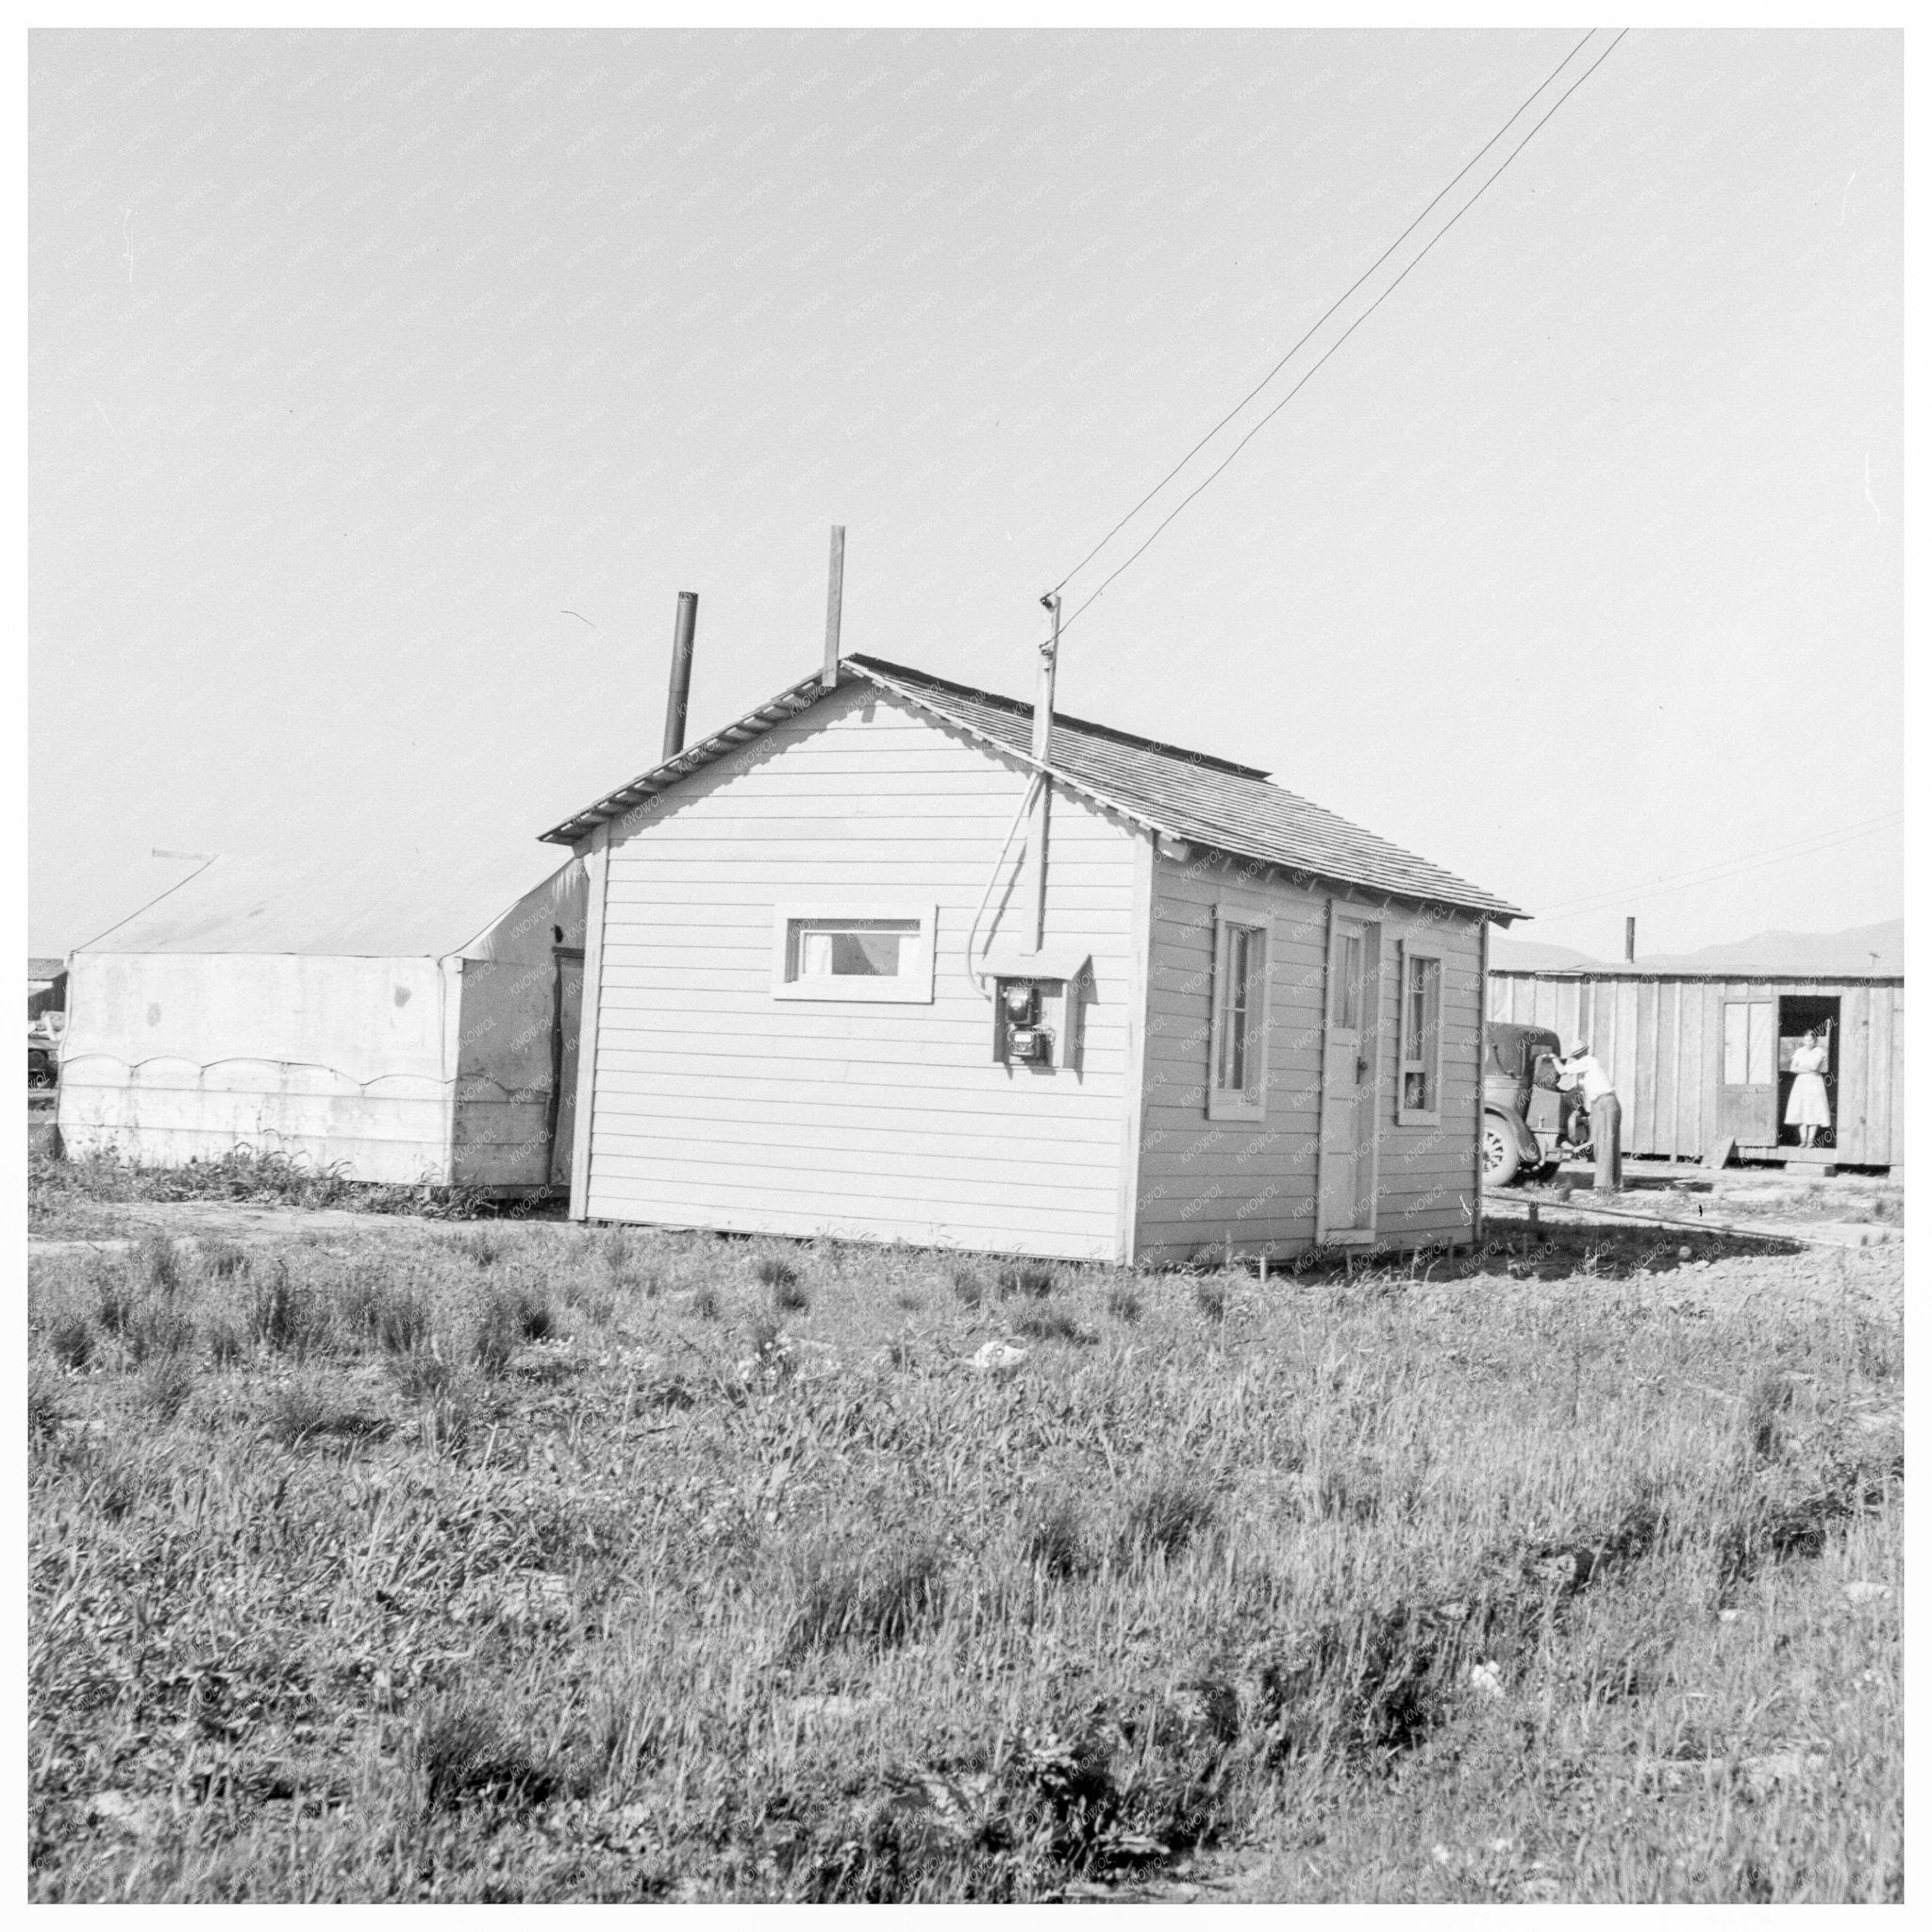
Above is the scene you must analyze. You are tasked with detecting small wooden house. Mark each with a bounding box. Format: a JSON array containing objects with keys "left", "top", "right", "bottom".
[
  {"left": 545, "top": 655, "right": 1521, "bottom": 1264},
  {"left": 1487, "top": 967, "right": 1904, "bottom": 1172},
  {"left": 58, "top": 850, "right": 588, "bottom": 1191}
]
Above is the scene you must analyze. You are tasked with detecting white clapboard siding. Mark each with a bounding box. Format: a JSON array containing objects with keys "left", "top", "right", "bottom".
[
  {"left": 603, "top": 875, "right": 1131, "bottom": 907},
  {"left": 588, "top": 1086, "right": 1123, "bottom": 1141},
  {"left": 590, "top": 1062, "right": 1125, "bottom": 1119},
  {"left": 1371, "top": 914, "right": 1484, "bottom": 1247},
  {"left": 1135, "top": 855, "right": 1332, "bottom": 1258},
  {"left": 590, "top": 1035, "right": 1129, "bottom": 1080},
  {"left": 582, "top": 683, "right": 1141, "bottom": 1258},
  {"left": 1132, "top": 851, "right": 1484, "bottom": 1261}
]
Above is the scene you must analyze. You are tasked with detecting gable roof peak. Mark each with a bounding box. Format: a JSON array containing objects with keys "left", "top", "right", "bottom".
[
  {"left": 539, "top": 655, "right": 1522, "bottom": 922},
  {"left": 846, "top": 654, "right": 1272, "bottom": 782}
]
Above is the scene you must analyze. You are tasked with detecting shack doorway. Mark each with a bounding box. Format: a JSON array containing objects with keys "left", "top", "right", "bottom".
[
  {"left": 1317, "top": 913, "right": 1382, "bottom": 1242},
  {"left": 548, "top": 947, "right": 586, "bottom": 1188},
  {"left": 1776, "top": 993, "right": 1839, "bottom": 1150}
]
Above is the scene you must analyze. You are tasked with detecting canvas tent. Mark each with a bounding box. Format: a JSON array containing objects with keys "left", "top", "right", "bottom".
[{"left": 58, "top": 849, "right": 588, "bottom": 1190}]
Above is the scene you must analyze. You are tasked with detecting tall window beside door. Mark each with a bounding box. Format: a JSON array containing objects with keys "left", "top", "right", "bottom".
[
  {"left": 1208, "top": 904, "right": 1271, "bottom": 1121},
  {"left": 1332, "top": 927, "right": 1364, "bottom": 1030},
  {"left": 1397, "top": 944, "right": 1442, "bottom": 1125},
  {"left": 1723, "top": 1001, "right": 1774, "bottom": 1085}
]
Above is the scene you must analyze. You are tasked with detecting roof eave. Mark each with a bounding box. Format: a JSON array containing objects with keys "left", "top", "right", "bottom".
[{"left": 538, "top": 674, "right": 832, "bottom": 845}]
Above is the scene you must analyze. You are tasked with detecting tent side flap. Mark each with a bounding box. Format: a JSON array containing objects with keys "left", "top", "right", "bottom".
[
  {"left": 459, "top": 859, "right": 588, "bottom": 964},
  {"left": 58, "top": 954, "right": 453, "bottom": 1185},
  {"left": 453, "top": 958, "right": 562, "bottom": 1187}
]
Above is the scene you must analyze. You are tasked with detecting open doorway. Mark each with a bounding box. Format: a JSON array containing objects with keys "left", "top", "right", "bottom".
[
  {"left": 548, "top": 946, "right": 586, "bottom": 1189},
  {"left": 1776, "top": 993, "right": 1839, "bottom": 1150}
]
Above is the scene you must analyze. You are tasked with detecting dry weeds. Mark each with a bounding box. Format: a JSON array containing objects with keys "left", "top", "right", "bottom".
[{"left": 26, "top": 1212, "right": 1902, "bottom": 1902}]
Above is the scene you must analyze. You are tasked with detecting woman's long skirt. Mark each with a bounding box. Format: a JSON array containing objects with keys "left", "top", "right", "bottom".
[{"left": 1785, "top": 1073, "right": 1831, "bottom": 1126}]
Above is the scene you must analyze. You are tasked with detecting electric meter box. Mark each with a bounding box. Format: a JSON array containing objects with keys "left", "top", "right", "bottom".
[{"left": 985, "top": 948, "right": 1091, "bottom": 1073}]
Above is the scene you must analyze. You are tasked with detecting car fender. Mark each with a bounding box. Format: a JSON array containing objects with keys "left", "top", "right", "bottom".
[{"left": 1484, "top": 1106, "right": 1541, "bottom": 1165}]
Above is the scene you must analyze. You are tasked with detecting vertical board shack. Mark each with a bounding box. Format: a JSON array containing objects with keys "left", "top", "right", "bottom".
[{"left": 1487, "top": 967, "right": 1904, "bottom": 1170}]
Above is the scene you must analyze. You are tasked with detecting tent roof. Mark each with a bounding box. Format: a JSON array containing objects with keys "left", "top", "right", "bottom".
[
  {"left": 540, "top": 655, "right": 1522, "bottom": 921},
  {"left": 75, "top": 849, "right": 581, "bottom": 958}
]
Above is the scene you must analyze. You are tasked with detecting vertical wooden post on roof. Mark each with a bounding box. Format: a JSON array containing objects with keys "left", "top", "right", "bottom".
[
  {"left": 823, "top": 525, "right": 846, "bottom": 691},
  {"left": 1625, "top": 916, "right": 1636, "bottom": 963},
  {"left": 1025, "top": 592, "right": 1061, "bottom": 949}
]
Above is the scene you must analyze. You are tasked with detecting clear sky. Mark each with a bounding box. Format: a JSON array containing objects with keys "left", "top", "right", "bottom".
[{"left": 29, "top": 27, "right": 1901, "bottom": 959}]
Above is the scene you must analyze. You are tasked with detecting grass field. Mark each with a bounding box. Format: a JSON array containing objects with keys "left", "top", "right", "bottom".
[{"left": 27, "top": 1205, "right": 1903, "bottom": 1902}]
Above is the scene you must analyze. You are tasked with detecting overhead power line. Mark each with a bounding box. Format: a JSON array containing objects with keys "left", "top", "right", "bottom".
[
  {"left": 1055, "top": 27, "right": 1629, "bottom": 634},
  {"left": 1050, "top": 28, "right": 1598, "bottom": 601},
  {"left": 1527, "top": 810, "right": 1904, "bottom": 920}
]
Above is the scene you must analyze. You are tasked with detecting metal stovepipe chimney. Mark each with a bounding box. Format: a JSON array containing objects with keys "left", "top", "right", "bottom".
[{"left": 662, "top": 591, "right": 699, "bottom": 760}]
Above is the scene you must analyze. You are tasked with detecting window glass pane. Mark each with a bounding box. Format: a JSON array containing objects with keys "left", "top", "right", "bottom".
[
  {"left": 1333, "top": 932, "right": 1362, "bottom": 1030},
  {"left": 1402, "top": 954, "right": 1441, "bottom": 1108},
  {"left": 1224, "top": 927, "right": 1249, "bottom": 1091},
  {"left": 1748, "top": 1001, "right": 1774, "bottom": 1085},
  {"left": 829, "top": 930, "right": 903, "bottom": 975},
  {"left": 1215, "top": 921, "right": 1264, "bottom": 1097},
  {"left": 1724, "top": 1003, "right": 1748, "bottom": 1084},
  {"left": 790, "top": 918, "right": 918, "bottom": 980},
  {"left": 1420, "top": 958, "right": 1441, "bottom": 1108}
]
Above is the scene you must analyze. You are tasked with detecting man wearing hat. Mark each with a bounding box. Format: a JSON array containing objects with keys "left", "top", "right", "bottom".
[{"left": 1556, "top": 1039, "right": 1621, "bottom": 1188}]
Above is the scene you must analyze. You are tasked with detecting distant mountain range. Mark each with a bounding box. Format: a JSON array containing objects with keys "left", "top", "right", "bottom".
[{"left": 1491, "top": 918, "right": 1903, "bottom": 976}]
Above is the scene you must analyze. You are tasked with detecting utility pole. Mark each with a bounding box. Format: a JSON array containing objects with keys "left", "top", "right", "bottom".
[{"left": 1026, "top": 592, "right": 1061, "bottom": 950}]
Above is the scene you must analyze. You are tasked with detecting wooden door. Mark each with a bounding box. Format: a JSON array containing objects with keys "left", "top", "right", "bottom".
[
  {"left": 1719, "top": 998, "right": 1775, "bottom": 1146},
  {"left": 549, "top": 950, "right": 585, "bottom": 1189},
  {"left": 1319, "top": 915, "right": 1378, "bottom": 1240}
]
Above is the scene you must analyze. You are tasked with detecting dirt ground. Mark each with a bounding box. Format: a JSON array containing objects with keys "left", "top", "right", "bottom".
[
  {"left": 1506, "top": 1236, "right": 1900, "bottom": 1324},
  {"left": 1490, "top": 1159, "right": 1902, "bottom": 1257}
]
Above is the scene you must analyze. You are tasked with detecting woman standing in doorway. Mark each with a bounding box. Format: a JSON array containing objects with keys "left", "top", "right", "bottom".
[{"left": 1785, "top": 1030, "right": 1831, "bottom": 1148}]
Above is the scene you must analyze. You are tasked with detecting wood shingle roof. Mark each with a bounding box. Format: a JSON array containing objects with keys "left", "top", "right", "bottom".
[{"left": 540, "top": 653, "right": 1522, "bottom": 922}]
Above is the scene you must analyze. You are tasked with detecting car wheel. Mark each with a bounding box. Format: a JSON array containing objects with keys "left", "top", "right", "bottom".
[{"left": 1482, "top": 1118, "right": 1521, "bottom": 1186}]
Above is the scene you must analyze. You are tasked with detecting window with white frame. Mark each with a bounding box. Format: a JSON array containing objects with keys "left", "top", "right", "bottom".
[
  {"left": 1208, "top": 903, "right": 1271, "bottom": 1120},
  {"left": 1397, "top": 943, "right": 1443, "bottom": 1124},
  {"left": 772, "top": 904, "right": 936, "bottom": 1003}
]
